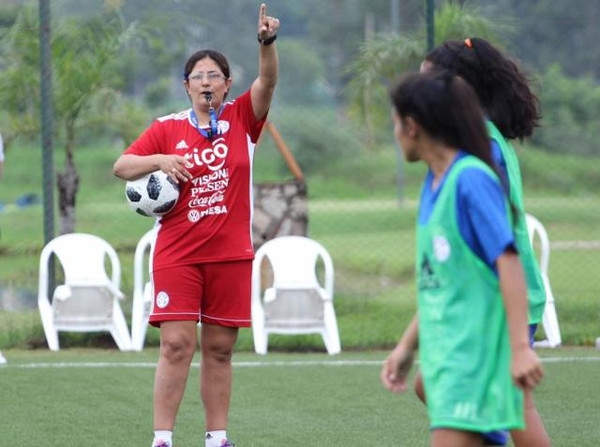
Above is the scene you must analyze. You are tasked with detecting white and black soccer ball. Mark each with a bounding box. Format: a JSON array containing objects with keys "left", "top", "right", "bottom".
[{"left": 125, "top": 170, "right": 180, "bottom": 217}]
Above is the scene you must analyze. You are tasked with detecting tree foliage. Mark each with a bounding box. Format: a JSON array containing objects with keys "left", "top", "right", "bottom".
[
  {"left": 533, "top": 65, "right": 600, "bottom": 156},
  {"left": 486, "top": 0, "right": 600, "bottom": 79},
  {"left": 344, "top": 2, "right": 502, "bottom": 147},
  {"left": 0, "top": 5, "right": 143, "bottom": 233},
  {"left": 0, "top": 0, "right": 598, "bottom": 182}
]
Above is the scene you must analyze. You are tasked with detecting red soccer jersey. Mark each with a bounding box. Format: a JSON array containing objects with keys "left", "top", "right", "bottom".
[{"left": 124, "top": 90, "right": 266, "bottom": 270}]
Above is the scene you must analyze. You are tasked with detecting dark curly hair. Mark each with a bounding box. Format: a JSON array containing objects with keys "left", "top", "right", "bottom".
[{"left": 425, "top": 37, "right": 541, "bottom": 140}]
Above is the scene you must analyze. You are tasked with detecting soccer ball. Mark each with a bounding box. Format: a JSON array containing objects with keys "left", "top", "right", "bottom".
[{"left": 125, "top": 170, "right": 180, "bottom": 217}]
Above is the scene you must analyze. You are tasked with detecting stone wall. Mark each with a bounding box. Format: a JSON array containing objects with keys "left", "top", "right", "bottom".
[{"left": 252, "top": 180, "right": 308, "bottom": 249}]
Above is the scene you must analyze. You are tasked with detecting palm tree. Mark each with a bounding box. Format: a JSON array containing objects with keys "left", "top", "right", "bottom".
[{"left": 345, "top": 2, "right": 507, "bottom": 148}]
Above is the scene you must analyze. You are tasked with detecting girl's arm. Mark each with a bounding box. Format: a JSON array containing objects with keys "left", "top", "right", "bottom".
[
  {"left": 497, "top": 249, "right": 544, "bottom": 389},
  {"left": 250, "top": 3, "right": 279, "bottom": 121},
  {"left": 381, "top": 313, "right": 419, "bottom": 393}
]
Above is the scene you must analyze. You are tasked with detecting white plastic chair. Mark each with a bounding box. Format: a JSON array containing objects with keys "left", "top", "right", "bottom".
[
  {"left": 252, "top": 236, "right": 341, "bottom": 355},
  {"left": 37, "top": 233, "right": 132, "bottom": 351},
  {"left": 131, "top": 228, "right": 157, "bottom": 351},
  {"left": 525, "top": 213, "right": 562, "bottom": 348}
]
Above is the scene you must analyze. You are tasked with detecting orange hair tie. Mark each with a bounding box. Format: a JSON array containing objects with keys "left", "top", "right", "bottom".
[{"left": 464, "top": 38, "right": 473, "bottom": 49}]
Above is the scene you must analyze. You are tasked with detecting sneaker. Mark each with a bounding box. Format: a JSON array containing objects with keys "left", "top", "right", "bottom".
[
  {"left": 152, "top": 440, "right": 172, "bottom": 447},
  {"left": 220, "top": 441, "right": 235, "bottom": 447}
]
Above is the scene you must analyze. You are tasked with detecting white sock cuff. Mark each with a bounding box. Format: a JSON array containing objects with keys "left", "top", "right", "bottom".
[
  {"left": 205, "top": 430, "right": 227, "bottom": 446},
  {"left": 153, "top": 430, "right": 173, "bottom": 445}
]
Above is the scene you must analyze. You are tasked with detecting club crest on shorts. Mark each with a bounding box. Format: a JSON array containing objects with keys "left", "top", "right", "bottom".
[
  {"left": 156, "top": 291, "right": 170, "bottom": 308},
  {"left": 433, "top": 235, "right": 451, "bottom": 262}
]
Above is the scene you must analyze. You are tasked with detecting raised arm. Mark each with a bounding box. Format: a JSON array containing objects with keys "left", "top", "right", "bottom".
[{"left": 251, "top": 3, "right": 279, "bottom": 121}]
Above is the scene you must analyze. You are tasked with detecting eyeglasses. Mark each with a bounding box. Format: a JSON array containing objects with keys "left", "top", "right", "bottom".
[{"left": 187, "top": 71, "right": 226, "bottom": 82}]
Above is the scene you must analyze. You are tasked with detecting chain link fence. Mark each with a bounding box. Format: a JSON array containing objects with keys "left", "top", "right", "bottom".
[{"left": 0, "top": 0, "right": 598, "bottom": 346}]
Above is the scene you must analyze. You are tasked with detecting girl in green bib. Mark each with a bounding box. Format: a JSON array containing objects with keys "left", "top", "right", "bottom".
[
  {"left": 418, "top": 37, "right": 550, "bottom": 447},
  {"left": 381, "top": 71, "right": 544, "bottom": 447}
]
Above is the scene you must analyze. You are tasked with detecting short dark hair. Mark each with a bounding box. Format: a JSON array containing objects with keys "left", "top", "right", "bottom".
[{"left": 183, "top": 49, "right": 231, "bottom": 80}]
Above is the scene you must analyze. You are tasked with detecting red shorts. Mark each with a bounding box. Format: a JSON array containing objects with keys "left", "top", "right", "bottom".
[{"left": 150, "top": 260, "right": 252, "bottom": 327}]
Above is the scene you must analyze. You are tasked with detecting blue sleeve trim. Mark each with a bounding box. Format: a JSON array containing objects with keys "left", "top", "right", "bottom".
[{"left": 456, "top": 167, "right": 514, "bottom": 272}]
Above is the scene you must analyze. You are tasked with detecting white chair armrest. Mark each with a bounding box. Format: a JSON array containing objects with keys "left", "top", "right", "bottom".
[
  {"left": 317, "top": 288, "right": 332, "bottom": 301},
  {"left": 106, "top": 283, "right": 125, "bottom": 300},
  {"left": 53, "top": 285, "right": 72, "bottom": 301},
  {"left": 264, "top": 288, "right": 276, "bottom": 303}
]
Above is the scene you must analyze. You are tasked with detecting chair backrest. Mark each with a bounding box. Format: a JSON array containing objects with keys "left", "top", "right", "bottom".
[
  {"left": 39, "top": 233, "right": 121, "bottom": 287},
  {"left": 251, "top": 236, "right": 341, "bottom": 354},
  {"left": 253, "top": 236, "right": 334, "bottom": 296},
  {"left": 133, "top": 227, "right": 157, "bottom": 299},
  {"left": 525, "top": 213, "right": 550, "bottom": 274}
]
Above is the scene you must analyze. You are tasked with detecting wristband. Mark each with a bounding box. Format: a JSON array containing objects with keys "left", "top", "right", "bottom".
[{"left": 257, "top": 34, "right": 277, "bottom": 46}]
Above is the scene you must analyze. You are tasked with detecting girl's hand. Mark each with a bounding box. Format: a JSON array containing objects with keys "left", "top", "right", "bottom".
[
  {"left": 512, "top": 345, "right": 544, "bottom": 390},
  {"left": 381, "top": 344, "right": 415, "bottom": 393}
]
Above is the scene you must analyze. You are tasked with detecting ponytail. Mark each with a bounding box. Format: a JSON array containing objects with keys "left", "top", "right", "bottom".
[{"left": 390, "top": 71, "right": 490, "bottom": 163}]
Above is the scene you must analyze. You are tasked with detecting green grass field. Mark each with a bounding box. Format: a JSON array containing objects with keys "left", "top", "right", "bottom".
[
  {"left": 0, "top": 347, "right": 598, "bottom": 446},
  {"left": 0, "top": 141, "right": 598, "bottom": 445}
]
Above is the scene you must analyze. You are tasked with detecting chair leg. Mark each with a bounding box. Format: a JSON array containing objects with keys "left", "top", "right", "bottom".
[
  {"left": 541, "top": 277, "right": 561, "bottom": 348},
  {"left": 252, "top": 304, "right": 268, "bottom": 354},
  {"left": 252, "top": 323, "right": 268, "bottom": 355},
  {"left": 111, "top": 302, "right": 132, "bottom": 351},
  {"left": 45, "top": 327, "right": 60, "bottom": 351},
  {"left": 542, "top": 301, "right": 562, "bottom": 347},
  {"left": 324, "top": 331, "right": 341, "bottom": 355},
  {"left": 138, "top": 322, "right": 149, "bottom": 351},
  {"left": 131, "top": 308, "right": 144, "bottom": 351},
  {"left": 40, "top": 311, "right": 60, "bottom": 351},
  {"left": 136, "top": 309, "right": 150, "bottom": 351},
  {"left": 323, "top": 304, "right": 341, "bottom": 355}
]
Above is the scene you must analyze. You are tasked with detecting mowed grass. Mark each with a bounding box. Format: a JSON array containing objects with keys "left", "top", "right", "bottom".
[{"left": 0, "top": 347, "right": 598, "bottom": 446}]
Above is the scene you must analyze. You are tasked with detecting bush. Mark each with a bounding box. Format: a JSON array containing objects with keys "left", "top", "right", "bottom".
[
  {"left": 269, "top": 106, "right": 363, "bottom": 175},
  {"left": 144, "top": 77, "right": 172, "bottom": 108},
  {"left": 534, "top": 64, "right": 600, "bottom": 156}
]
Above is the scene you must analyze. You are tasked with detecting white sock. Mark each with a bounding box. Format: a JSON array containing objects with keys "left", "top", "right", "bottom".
[
  {"left": 205, "top": 430, "right": 227, "bottom": 447},
  {"left": 153, "top": 430, "right": 173, "bottom": 446}
]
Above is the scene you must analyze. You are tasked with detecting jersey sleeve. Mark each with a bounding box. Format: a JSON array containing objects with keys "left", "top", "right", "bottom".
[
  {"left": 456, "top": 167, "right": 515, "bottom": 271},
  {"left": 234, "top": 89, "right": 267, "bottom": 143},
  {"left": 124, "top": 120, "right": 166, "bottom": 156},
  {"left": 490, "top": 138, "right": 509, "bottom": 189}
]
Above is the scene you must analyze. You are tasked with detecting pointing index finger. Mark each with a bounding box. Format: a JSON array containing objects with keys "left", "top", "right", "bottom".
[{"left": 259, "top": 3, "right": 267, "bottom": 25}]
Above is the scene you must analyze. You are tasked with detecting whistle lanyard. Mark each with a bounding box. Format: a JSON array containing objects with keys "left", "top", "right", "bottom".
[{"left": 190, "top": 106, "right": 222, "bottom": 140}]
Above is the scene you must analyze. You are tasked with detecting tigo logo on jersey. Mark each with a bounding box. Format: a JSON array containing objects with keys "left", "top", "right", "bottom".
[{"left": 184, "top": 137, "right": 228, "bottom": 171}]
